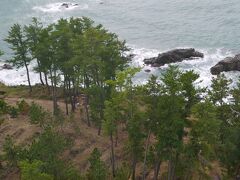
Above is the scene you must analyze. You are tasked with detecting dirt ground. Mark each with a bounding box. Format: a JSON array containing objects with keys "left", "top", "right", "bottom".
[{"left": 0, "top": 97, "right": 130, "bottom": 179}]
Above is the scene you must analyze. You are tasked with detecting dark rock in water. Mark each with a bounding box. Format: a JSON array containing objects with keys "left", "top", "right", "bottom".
[
  {"left": 144, "top": 48, "right": 204, "bottom": 66},
  {"left": 2, "top": 64, "right": 13, "bottom": 70},
  {"left": 61, "top": 3, "right": 78, "bottom": 8},
  {"left": 144, "top": 69, "right": 151, "bottom": 73},
  {"left": 210, "top": 55, "right": 240, "bottom": 75},
  {"left": 125, "top": 54, "right": 136, "bottom": 61},
  {"left": 61, "top": 3, "right": 69, "bottom": 8}
]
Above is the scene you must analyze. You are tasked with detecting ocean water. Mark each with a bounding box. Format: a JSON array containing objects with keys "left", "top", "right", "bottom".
[{"left": 0, "top": 0, "right": 240, "bottom": 86}]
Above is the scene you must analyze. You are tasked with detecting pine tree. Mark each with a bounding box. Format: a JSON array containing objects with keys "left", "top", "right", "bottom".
[
  {"left": 24, "top": 17, "right": 45, "bottom": 86},
  {"left": 5, "top": 24, "right": 32, "bottom": 92},
  {"left": 87, "top": 148, "right": 108, "bottom": 180}
]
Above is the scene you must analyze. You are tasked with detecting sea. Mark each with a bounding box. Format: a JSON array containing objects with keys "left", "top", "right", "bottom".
[{"left": 0, "top": 0, "right": 240, "bottom": 87}]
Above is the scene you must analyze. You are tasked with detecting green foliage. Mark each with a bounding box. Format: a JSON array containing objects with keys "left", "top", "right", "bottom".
[
  {"left": 190, "top": 101, "right": 220, "bottom": 159},
  {"left": 209, "top": 74, "right": 232, "bottom": 106},
  {"left": 19, "top": 160, "right": 53, "bottom": 180},
  {"left": 87, "top": 148, "right": 108, "bottom": 180},
  {"left": 22, "top": 128, "right": 71, "bottom": 178},
  {"left": 54, "top": 106, "right": 65, "bottom": 122},
  {"left": 103, "top": 100, "right": 117, "bottom": 136},
  {"left": 180, "top": 70, "right": 202, "bottom": 117},
  {"left": 5, "top": 23, "right": 32, "bottom": 91},
  {"left": 127, "top": 112, "right": 145, "bottom": 161},
  {"left": 17, "top": 99, "right": 30, "bottom": 115},
  {"left": 3, "top": 136, "right": 21, "bottom": 166},
  {"left": 28, "top": 102, "right": 46, "bottom": 125},
  {"left": 63, "top": 166, "right": 84, "bottom": 180},
  {"left": 8, "top": 106, "right": 18, "bottom": 118},
  {"left": 114, "top": 163, "right": 130, "bottom": 180},
  {"left": 0, "top": 99, "right": 8, "bottom": 115}
]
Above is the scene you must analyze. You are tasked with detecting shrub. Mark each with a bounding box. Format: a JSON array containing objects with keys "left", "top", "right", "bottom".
[
  {"left": 17, "top": 99, "right": 30, "bottom": 115},
  {"left": 115, "top": 163, "right": 130, "bottom": 180},
  {"left": 26, "top": 128, "right": 71, "bottom": 177},
  {"left": 0, "top": 99, "right": 8, "bottom": 115},
  {"left": 19, "top": 160, "right": 53, "bottom": 180},
  {"left": 28, "top": 102, "right": 46, "bottom": 125},
  {"left": 8, "top": 106, "right": 18, "bottom": 118},
  {"left": 87, "top": 148, "right": 108, "bottom": 180},
  {"left": 3, "top": 135, "right": 21, "bottom": 166}
]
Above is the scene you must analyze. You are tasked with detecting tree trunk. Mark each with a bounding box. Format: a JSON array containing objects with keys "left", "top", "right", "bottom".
[
  {"left": 37, "top": 60, "right": 44, "bottom": 85},
  {"left": 50, "top": 69, "right": 57, "bottom": 115},
  {"left": 115, "top": 127, "right": 118, "bottom": 147},
  {"left": 44, "top": 72, "right": 50, "bottom": 94},
  {"left": 153, "top": 158, "right": 161, "bottom": 180},
  {"left": 64, "top": 80, "right": 69, "bottom": 115},
  {"left": 167, "top": 158, "right": 175, "bottom": 180},
  {"left": 39, "top": 72, "right": 44, "bottom": 85},
  {"left": 24, "top": 62, "right": 32, "bottom": 92},
  {"left": 68, "top": 79, "right": 75, "bottom": 112},
  {"left": 98, "top": 109, "right": 104, "bottom": 135},
  {"left": 53, "top": 70, "right": 58, "bottom": 115},
  {"left": 143, "top": 130, "right": 151, "bottom": 180},
  {"left": 110, "top": 133, "right": 116, "bottom": 177},
  {"left": 131, "top": 156, "right": 137, "bottom": 180},
  {"left": 86, "top": 104, "right": 90, "bottom": 127}
]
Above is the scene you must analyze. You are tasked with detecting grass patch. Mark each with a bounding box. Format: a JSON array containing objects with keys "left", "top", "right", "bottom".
[{"left": 0, "top": 83, "right": 63, "bottom": 99}]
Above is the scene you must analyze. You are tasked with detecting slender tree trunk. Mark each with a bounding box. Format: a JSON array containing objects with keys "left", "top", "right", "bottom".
[
  {"left": 115, "top": 127, "right": 118, "bottom": 147},
  {"left": 53, "top": 70, "right": 58, "bottom": 115},
  {"left": 167, "top": 158, "right": 176, "bottom": 180},
  {"left": 37, "top": 60, "right": 44, "bottom": 85},
  {"left": 167, "top": 160, "right": 172, "bottom": 180},
  {"left": 68, "top": 79, "right": 75, "bottom": 112},
  {"left": 110, "top": 133, "right": 116, "bottom": 177},
  {"left": 44, "top": 72, "right": 50, "bottom": 94},
  {"left": 50, "top": 69, "right": 57, "bottom": 115},
  {"left": 72, "top": 78, "right": 76, "bottom": 112},
  {"left": 143, "top": 130, "right": 151, "bottom": 180},
  {"left": 64, "top": 80, "right": 69, "bottom": 115},
  {"left": 132, "top": 156, "right": 137, "bottom": 180},
  {"left": 24, "top": 62, "right": 32, "bottom": 93},
  {"left": 86, "top": 103, "right": 90, "bottom": 127},
  {"left": 98, "top": 108, "right": 104, "bottom": 135},
  {"left": 39, "top": 72, "right": 44, "bottom": 85},
  {"left": 153, "top": 158, "right": 161, "bottom": 180}
]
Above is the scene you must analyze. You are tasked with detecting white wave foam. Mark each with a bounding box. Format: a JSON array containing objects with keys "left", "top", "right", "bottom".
[
  {"left": 0, "top": 61, "right": 40, "bottom": 86},
  {"left": 33, "top": 2, "right": 88, "bottom": 13},
  {"left": 129, "top": 46, "right": 240, "bottom": 87},
  {"left": 1, "top": 47, "right": 239, "bottom": 88}
]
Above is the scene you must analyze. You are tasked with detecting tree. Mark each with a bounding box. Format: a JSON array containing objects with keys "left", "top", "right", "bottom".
[
  {"left": 208, "top": 74, "right": 232, "bottom": 143},
  {"left": 180, "top": 70, "right": 201, "bottom": 118},
  {"left": 141, "top": 75, "right": 161, "bottom": 180},
  {"left": 19, "top": 160, "right": 53, "bottom": 180},
  {"left": 25, "top": 128, "right": 69, "bottom": 178},
  {"left": 5, "top": 24, "right": 32, "bottom": 92},
  {"left": 103, "top": 100, "right": 117, "bottom": 177},
  {"left": 209, "top": 74, "right": 232, "bottom": 107},
  {"left": 87, "top": 148, "right": 108, "bottom": 180},
  {"left": 183, "top": 100, "right": 220, "bottom": 179},
  {"left": 25, "top": 18, "right": 45, "bottom": 86}
]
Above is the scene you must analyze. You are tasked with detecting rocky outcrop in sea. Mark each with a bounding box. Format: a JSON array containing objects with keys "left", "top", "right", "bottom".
[
  {"left": 144, "top": 48, "right": 204, "bottom": 67},
  {"left": 210, "top": 54, "right": 240, "bottom": 75}
]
